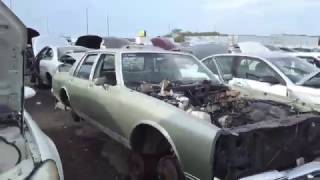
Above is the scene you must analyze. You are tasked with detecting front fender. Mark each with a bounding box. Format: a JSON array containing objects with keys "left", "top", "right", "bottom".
[
  {"left": 130, "top": 120, "right": 181, "bottom": 162},
  {"left": 131, "top": 118, "right": 220, "bottom": 180}
]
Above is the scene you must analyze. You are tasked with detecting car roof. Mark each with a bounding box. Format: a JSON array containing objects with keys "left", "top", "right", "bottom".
[{"left": 86, "top": 46, "right": 193, "bottom": 56}]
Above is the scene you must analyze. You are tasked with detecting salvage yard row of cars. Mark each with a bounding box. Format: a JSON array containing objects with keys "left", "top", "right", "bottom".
[{"left": 2, "top": 1, "right": 320, "bottom": 180}]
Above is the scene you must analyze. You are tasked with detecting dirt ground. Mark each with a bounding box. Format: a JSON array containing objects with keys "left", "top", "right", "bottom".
[{"left": 25, "top": 87, "right": 130, "bottom": 180}]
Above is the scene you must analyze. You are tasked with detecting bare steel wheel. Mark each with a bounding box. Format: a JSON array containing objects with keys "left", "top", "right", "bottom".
[
  {"left": 128, "top": 152, "right": 145, "bottom": 180},
  {"left": 157, "top": 155, "right": 185, "bottom": 180}
]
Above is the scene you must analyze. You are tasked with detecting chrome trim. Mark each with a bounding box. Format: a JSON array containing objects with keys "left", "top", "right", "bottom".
[{"left": 185, "top": 172, "right": 200, "bottom": 180}]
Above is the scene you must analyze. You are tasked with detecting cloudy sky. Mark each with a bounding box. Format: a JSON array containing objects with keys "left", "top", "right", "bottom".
[{"left": 3, "top": 0, "right": 319, "bottom": 37}]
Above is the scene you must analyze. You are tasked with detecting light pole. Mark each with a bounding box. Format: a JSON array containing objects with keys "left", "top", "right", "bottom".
[
  {"left": 86, "top": 8, "right": 89, "bottom": 34},
  {"left": 9, "top": 0, "right": 12, "bottom": 9},
  {"left": 106, "top": 14, "right": 110, "bottom": 37}
]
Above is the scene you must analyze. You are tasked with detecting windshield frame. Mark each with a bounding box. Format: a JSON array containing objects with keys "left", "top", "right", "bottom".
[{"left": 120, "top": 52, "right": 221, "bottom": 88}]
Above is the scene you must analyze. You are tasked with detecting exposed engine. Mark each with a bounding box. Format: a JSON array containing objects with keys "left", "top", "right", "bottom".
[
  {"left": 137, "top": 80, "right": 320, "bottom": 179},
  {"left": 138, "top": 80, "right": 297, "bottom": 128}
]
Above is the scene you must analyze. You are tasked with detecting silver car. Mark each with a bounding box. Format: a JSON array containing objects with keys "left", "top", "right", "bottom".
[{"left": 202, "top": 52, "right": 320, "bottom": 111}]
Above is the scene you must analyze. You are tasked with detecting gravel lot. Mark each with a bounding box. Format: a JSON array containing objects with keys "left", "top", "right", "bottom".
[{"left": 25, "top": 86, "right": 130, "bottom": 180}]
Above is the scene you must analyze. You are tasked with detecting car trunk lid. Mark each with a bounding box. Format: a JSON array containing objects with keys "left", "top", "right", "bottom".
[{"left": 0, "top": 2, "right": 26, "bottom": 113}]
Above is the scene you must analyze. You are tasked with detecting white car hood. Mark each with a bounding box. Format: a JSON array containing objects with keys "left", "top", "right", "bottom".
[
  {"left": 32, "top": 36, "right": 68, "bottom": 56},
  {"left": 0, "top": 2, "right": 26, "bottom": 113}
]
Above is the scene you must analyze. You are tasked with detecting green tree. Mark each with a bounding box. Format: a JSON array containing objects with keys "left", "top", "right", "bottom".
[{"left": 174, "top": 34, "right": 185, "bottom": 42}]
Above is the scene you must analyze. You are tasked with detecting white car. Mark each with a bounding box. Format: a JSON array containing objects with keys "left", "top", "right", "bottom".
[
  {"left": 35, "top": 45, "right": 88, "bottom": 87},
  {"left": 291, "top": 52, "right": 320, "bottom": 68},
  {"left": 202, "top": 52, "right": 320, "bottom": 111},
  {"left": 0, "top": 2, "right": 63, "bottom": 180}
]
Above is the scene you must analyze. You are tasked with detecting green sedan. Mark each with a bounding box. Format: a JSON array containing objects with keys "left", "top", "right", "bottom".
[{"left": 52, "top": 47, "right": 320, "bottom": 180}]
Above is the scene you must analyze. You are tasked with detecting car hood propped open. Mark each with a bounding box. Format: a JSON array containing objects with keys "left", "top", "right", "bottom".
[{"left": 0, "top": 3, "right": 26, "bottom": 113}]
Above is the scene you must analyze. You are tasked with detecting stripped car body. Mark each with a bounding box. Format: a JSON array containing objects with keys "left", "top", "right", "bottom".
[
  {"left": 0, "top": 2, "right": 63, "bottom": 180},
  {"left": 52, "top": 47, "right": 320, "bottom": 180}
]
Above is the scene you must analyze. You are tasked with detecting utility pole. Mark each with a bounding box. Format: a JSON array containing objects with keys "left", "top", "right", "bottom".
[
  {"left": 86, "top": 8, "right": 89, "bottom": 34},
  {"left": 46, "top": 17, "right": 50, "bottom": 34},
  {"left": 107, "top": 14, "right": 110, "bottom": 37}
]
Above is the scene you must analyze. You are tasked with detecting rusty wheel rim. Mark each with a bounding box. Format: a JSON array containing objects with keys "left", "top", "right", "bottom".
[{"left": 157, "top": 156, "right": 180, "bottom": 180}]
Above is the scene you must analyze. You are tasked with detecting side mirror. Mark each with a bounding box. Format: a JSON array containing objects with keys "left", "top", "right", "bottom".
[
  {"left": 223, "top": 74, "right": 233, "bottom": 81},
  {"left": 25, "top": 86, "right": 36, "bottom": 99},
  {"left": 94, "top": 77, "right": 107, "bottom": 86},
  {"left": 259, "top": 76, "right": 280, "bottom": 85}
]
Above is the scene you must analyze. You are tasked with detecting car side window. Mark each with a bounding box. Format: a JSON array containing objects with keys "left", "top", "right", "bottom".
[
  {"left": 215, "top": 56, "right": 235, "bottom": 81},
  {"left": 59, "top": 55, "right": 76, "bottom": 65},
  {"left": 75, "top": 54, "right": 97, "bottom": 80},
  {"left": 43, "top": 48, "right": 54, "bottom": 60},
  {"left": 36, "top": 47, "right": 48, "bottom": 60},
  {"left": 236, "top": 57, "right": 277, "bottom": 81},
  {"left": 202, "top": 58, "right": 219, "bottom": 75},
  {"left": 94, "top": 54, "right": 117, "bottom": 86}
]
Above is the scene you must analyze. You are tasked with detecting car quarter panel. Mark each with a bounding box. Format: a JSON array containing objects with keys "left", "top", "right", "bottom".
[{"left": 113, "top": 87, "right": 220, "bottom": 179}]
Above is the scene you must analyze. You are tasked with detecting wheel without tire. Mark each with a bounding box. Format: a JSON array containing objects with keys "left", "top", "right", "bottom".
[
  {"left": 157, "top": 155, "right": 185, "bottom": 180},
  {"left": 128, "top": 152, "right": 145, "bottom": 180}
]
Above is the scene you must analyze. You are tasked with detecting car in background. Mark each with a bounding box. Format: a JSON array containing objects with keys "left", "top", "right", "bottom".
[
  {"left": 293, "top": 47, "right": 313, "bottom": 52},
  {"left": 57, "top": 51, "right": 87, "bottom": 73},
  {"left": 34, "top": 45, "right": 88, "bottom": 87},
  {"left": 0, "top": 2, "right": 63, "bottom": 179},
  {"left": 202, "top": 52, "right": 320, "bottom": 111},
  {"left": 52, "top": 47, "right": 320, "bottom": 180},
  {"left": 229, "top": 42, "right": 285, "bottom": 53},
  {"left": 278, "top": 46, "right": 296, "bottom": 52},
  {"left": 291, "top": 52, "right": 320, "bottom": 68}
]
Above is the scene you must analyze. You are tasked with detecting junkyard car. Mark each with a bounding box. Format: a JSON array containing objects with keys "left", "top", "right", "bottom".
[
  {"left": 202, "top": 52, "right": 320, "bottom": 112},
  {"left": 291, "top": 52, "right": 320, "bottom": 68},
  {"left": 34, "top": 45, "right": 88, "bottom": 87},
  {"left": 0, "top": 2, "right": 63, "bottom": 180},
  {"left": 53, "top": 47, "right": 320, "bottom": 180}
]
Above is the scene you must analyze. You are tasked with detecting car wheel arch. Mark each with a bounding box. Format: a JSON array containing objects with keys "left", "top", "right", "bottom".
[
  {"left": 59, "top": 87, "right": 70, "bottom": 106},
  {"left": 129, "top": 121, "right": 181, "bottom": 163}
]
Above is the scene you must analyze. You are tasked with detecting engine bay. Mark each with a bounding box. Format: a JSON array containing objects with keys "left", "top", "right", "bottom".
[
  {"left": 136, "top": 80, "right": 299, "bottom": 128},
  {"left": 135, "top": 80, "right": 320, "bottom": 179}
]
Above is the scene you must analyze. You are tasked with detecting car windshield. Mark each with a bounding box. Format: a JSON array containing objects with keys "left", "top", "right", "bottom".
[
  {"left": 121, "top": 53, "right": 219, "bottom": 86},
  {"left": 268, "top": 56, "right": 319, "bottom": 83}
]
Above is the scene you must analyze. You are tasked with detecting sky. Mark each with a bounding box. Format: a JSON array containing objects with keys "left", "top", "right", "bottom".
[{"left": 3, "top": 0, "right": 320, "bottom": 37}]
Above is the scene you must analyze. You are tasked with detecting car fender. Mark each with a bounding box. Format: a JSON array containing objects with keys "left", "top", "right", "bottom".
[
  {"left": 24, "top": 111, "right": 64, "bottom": 180},
  {"left": 129, "top": 120, "right": 181, "bottom": 162}
]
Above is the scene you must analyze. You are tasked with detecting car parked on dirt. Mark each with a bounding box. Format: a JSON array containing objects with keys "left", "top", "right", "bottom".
[
  {"left": 52, "top": 47, "right": 320, "bottom": 180},
  {"left": 202, "top": 52, "right": 320, "bottom": 112},
  {"left": 0, "top": 2, "right": 63, "bottom": 179},
  {"left": 33, "top": 45, "right": 88, "bottom": 87}
]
